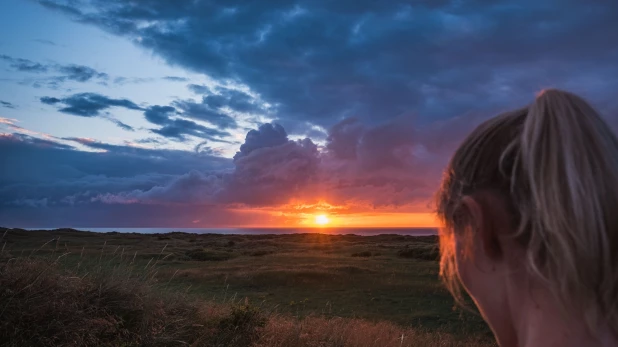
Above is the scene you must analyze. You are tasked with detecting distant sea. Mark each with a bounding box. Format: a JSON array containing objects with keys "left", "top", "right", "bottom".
[{"left": 30, "top": 227, "right": 438, "bottom": 236}]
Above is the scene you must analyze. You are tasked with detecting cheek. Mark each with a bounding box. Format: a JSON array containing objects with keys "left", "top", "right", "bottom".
[
  {"left": 454, "top": 236, "right": 474, "bottom": 290},
  {"left": 454, "top": 234, "right": 507, "bottom": 336},
  {"left": 453, "top": 233, "right": 489, "bottom": 301}
]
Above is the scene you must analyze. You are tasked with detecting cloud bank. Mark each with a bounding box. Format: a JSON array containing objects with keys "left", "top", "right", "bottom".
[
  {"left": 3, "top": 0, "right": 618, "bottom": 227},
  {"left": 0, "top": 115, "right": 476, "bottom": 226},
  {"left": 37, "top": 0, "right": 618, "bottom": 128}
]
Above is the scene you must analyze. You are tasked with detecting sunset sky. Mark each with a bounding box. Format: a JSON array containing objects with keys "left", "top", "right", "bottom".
[{"left": 1, "top": 0, "right": 618, "bottom": 228}]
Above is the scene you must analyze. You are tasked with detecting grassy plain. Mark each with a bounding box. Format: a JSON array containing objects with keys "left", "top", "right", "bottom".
[{"left": 0, "top": 228, "right": 495, "bottom": 346}]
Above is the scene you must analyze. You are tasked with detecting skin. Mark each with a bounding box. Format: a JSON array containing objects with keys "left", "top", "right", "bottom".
[{"left": 454, "top": 191, "right": 618, "bottom": 347}]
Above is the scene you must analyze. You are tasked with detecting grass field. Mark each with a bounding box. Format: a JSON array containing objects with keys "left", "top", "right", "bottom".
[{"left": 0, "top": 228, "right": 496, "bottom": 346}]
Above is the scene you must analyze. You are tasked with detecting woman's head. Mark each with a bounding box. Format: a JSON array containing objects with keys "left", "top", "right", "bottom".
[{"left": 436, "top": 89, "right": 618, "bottom": 340}]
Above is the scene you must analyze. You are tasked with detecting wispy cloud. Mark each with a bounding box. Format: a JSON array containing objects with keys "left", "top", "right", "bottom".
[
  {"left": 162, "top": 76, "right": 189, "bottom": 82},
  {"left": 33, "top": 39, "right": 57, "bottom": 46},
  {"left": 0, "top": 100, "right": 16, "bottom": 109},
  {"left": 40, "top": 92, "right": 143, "bottom": 117},
  {"left": 40, "top": 92, "right": 232, "bottom": 141},
  {"left": 1, "top": 54, "right": 108, "bottom": 83},
  {"left": 0, "top": 117, "right": 18, "bottom": 125},
  {"left": 145, "top": 105, "right": 232, "bottom": 142},
  {"left": 0, "top": 55, "right": 48, "bottom": 73}
]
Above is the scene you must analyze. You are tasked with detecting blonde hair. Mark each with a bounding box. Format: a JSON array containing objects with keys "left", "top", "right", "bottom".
[{"left": 436, "top": 89, "right": 618, "bottom": 333}]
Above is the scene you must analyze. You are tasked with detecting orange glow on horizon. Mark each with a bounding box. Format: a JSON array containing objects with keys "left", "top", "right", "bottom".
[
  {"left": 314, "top": 214, "right": 330, "bottom": 226},
  {"left": 222, "top": 201, "right": 440, "bottom": 228},
  {"left": 334, "top": 212, "right": 438, "bottom": 228}
]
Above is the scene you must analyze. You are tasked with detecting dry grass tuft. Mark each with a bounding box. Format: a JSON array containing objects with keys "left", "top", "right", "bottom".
[
  {"left": 256, "top": 316, "right": 494, "bottom": 347},
  {"left": 0, "top": 258, "right": 216, "bottom": 346},
  {"left": 0, "top": 258, "right": 495, "bottom": 347}
]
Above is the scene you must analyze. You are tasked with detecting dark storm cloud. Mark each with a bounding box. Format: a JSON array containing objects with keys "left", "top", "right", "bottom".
[
  {"left": 0, "top": 100, "right": 16, "bottom": 109},
  {"left": 223, "top": 137, "right": 320, "bottom": 205},
  {"left": 0, "top": 133, "right": 232, "bottom": 207},
  {"left": 1, "top": 133, "right": 74, "bottom": 151},
  {"left": 174, "top": 86, "right": 269, "bottom": 129},
  {"left": 150, "top": 121, "right": 229, "bottom": 142},
  {"left": 0, "top": 132, "right": 233, "bottom": 227},
  {"left": 0, "top": 115, "right": 480, "bottom": 226},
  {"left": 40, "top": 92, "right": 143, "bottom": 117},
  {"left": 233, "top": 123, "right": 288, "bottom": 159},
  {"left": 187, "top": 84, "right": 211, "bottom": 94},
  {"left": 93, "top": 170, "right": 223, "bottom": 205},
  {"left": 0, "top": 133, "right": 230, "bottom": 179},
  {"left": 40, "top": 96, "right": 61, "bottom": 104},
  {"left": 63, "top": 117, "right": 467, "bottom": 210},
  {"left": 172, "top": 99, "right": 238, "bottom": 129},
  {"left": 41, "top": 93, "right": 146, "bottom": 134},
  {"left": 85, "top": 122, "right": 322, "bottom": 206},
  {"left": 221, "top": 116, "right": 476, "bottom": 208},
  {"left": 10, "top": 0, "right": 618, "bottom": 227},
  {"left": 41, "top": 97, "right": 231, "bottom": 142},
  {"left": 144, "top": 105, "right": 175, "bottom": 125},
  {"left": 143, "top": 105, "right": 232, "bottom": 141},
  {"left": 272, "top": 118, "right": 327, "bottom": 140},
  {"left": 207, "top": 87, "right": 266, "bottom": 114},
  {"left": 194, "top": 141, "right": 219, "bottom": 155},
  {"left": 37, "top": 0, "right": 618, "bottom": 127},
  {"left": 326, "top": 117, "right": 365, "bottom": 160},
  {"left": 42, "top": 94, "right": 232, "bottom": 141}
]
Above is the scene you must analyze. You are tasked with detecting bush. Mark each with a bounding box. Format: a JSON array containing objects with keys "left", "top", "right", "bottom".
[{"left": 209, "top": 301, "right": 267, "bottom": 346}]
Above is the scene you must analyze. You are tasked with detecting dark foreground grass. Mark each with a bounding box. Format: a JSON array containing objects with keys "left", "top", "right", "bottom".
[{"left": 0, "top": 228, "right": 496, "bottom": 346}]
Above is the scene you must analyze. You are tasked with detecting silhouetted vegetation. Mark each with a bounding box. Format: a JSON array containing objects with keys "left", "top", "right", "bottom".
[{"left": 0, "top": 228, "right": 495, "bottom": 346}]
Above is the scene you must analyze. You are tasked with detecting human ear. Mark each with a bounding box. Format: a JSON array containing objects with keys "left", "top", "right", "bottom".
[{"left": 460, "top": 195, "right": 502, "bottom": 260}]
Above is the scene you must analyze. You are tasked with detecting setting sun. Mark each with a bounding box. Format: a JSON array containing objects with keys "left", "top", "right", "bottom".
[{"left": 314, "top": 214, "right": 330, "bottom": 226}]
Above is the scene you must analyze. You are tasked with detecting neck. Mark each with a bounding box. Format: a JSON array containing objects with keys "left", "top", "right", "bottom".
[{"left": 504, "top": 276, "right": 617, "bottom": 347}]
